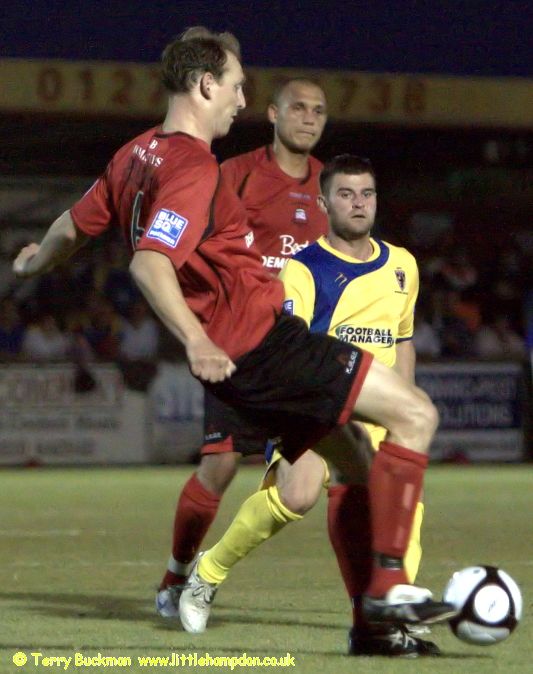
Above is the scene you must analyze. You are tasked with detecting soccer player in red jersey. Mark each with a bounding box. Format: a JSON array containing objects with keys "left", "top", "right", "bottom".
[
  {"left": 13, "top": 27, "right": 456, "bottom": 639},
  {"left": 156, "top": 78, "right": 329, "bottom": 608},
  {"left": 222, "top": 78, "right": 328, "bottom": 271}
]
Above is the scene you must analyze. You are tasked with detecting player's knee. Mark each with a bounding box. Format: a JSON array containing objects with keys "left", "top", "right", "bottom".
[
  {"left": 274, "top": 451, "right": 326, "bottom": 514},
  {"left": 419, "top": 391, "right": 439, "bottom": 435},
  {"left": 405, "top": 392, "right": 439, "bottom": 446},
  {"left": 427, "top": 398, "right": 439, "bottom": 435},
  {"left": 277, "top": 464, "right": 325, "bottom": 515},
  {"left": 278, "top": 485, "right": 320, "bottom": 515},
  {"left": 197, "top": 452, "right": 240, "bottom": 495}
]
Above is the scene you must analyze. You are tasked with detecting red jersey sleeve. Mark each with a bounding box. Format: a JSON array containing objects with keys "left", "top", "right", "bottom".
[
  {"left": 70, "top": 165, "right": 114, "bottom": 237},
  {"left": 136, "top": 153, "right": 219, "bottom": 269}
]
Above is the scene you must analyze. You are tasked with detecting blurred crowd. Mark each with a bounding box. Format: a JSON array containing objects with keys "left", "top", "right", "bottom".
[
  {"left": 0, "top": 237, "right": 164, "bottom": 377},
  {"left": 0, "top": 224, "right": 531, "bottom": 370},
  {"left": 410, "top": 228, "right": 530, "bottom": 362}
]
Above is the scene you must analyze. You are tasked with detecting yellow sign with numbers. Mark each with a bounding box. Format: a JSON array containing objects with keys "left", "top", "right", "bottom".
[{"left": 1, "top": 59, "right": 532, "bottom": 128}]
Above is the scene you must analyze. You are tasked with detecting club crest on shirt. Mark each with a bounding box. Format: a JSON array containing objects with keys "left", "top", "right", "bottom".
[
  {"left": 395, "top": 268, "right": 406, "bottom": 291},
  {"left": 293, "top": 207, "right": 307, "bottom": 223},
  {"left": 147, "top": 209, "right": 188, "bottom": 248}
]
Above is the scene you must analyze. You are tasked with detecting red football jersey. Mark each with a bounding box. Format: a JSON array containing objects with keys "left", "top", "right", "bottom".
[
  {"left": 71, "top": 128, "right": 284, "bottom": 360},
  {"left": 221, "top": 146, "right": 328, "bottom": 274}
]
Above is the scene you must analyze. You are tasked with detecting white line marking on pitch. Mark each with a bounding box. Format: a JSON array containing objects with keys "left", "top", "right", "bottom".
[
  {"left": 0, "top": 529, "right": 108, "bottom": 537},
  {"left": 2, "top": 560, "right": 159, "bottom": 567}
]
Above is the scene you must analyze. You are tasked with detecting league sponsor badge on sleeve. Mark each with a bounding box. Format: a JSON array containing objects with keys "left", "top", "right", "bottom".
[{"left": 146, "top": 209, "right": 188, "bottom": 248}]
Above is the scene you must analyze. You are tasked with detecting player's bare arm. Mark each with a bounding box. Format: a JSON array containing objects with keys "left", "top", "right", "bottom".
[
  {"left": 12, "top": 210, "right": 89, "bottom": 278},
  {"left": 394, "top": 339, "right": 416, "bottom": 383},
  {"left": 130, "top": 249, "right": 236, "bottom": 383}
]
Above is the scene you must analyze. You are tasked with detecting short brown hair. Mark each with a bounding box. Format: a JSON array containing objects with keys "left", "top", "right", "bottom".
[
  {"left": 319, "top": 154, "right": 376, "bottom": 196},
  {"left": 161, "top": 26, "right": 241, "bottom": 94},
  {"left": 270, "top": 77, "right": 324, "bottom": 107}
]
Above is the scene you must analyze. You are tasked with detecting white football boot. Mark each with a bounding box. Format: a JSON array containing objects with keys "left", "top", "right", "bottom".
[{"left": 179, "top": 553, "right": 219, "bottom": 633}]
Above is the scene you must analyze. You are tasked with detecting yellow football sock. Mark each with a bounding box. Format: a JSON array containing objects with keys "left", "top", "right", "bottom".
[
  {"left": 199, "top": 486, "right": 302, "bottom": 584},
  {"left": 404, "top": 501, "right": 424, "bottom": 583}
]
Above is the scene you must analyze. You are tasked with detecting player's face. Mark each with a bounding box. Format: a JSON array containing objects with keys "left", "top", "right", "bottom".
[
  {"left": 269, "top": 82, "right": 327, "bottom": 153},
  {"left": 211, "top": 51, "right": 246, "bottom": 138},
  {"left": 321, "top": 172, "right": 377, "bottom": 240}
]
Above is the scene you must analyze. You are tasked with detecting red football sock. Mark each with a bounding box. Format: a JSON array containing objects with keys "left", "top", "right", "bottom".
[
  {"left": 366, "top": 441, "right": 428, "bottom": 598},
  {"left": 159, "top": 473, "right": 220, "bottom": 590},
  {"left": 327, "top": 484, "right": 372, "bottom": 629}
]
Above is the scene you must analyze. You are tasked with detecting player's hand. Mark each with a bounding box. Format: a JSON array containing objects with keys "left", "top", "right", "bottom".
[
  {"left": 186, "top": 336, "right": 236, "bottom": 383},
  {"left": 13, "top": 243, "right": 40, "bottom": 278}
]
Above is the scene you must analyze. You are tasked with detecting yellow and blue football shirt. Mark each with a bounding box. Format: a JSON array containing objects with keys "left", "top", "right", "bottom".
[
  {"left": 279, "top": 235, "right": 418, "bottom": 369},
  {"left": 278, "top": 235, "right": 423, "bottom": 577}
]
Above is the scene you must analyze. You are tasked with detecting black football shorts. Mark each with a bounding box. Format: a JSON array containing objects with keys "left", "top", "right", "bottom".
[{"left": 201, "top": 314, "right": 373, "bottom": 462}]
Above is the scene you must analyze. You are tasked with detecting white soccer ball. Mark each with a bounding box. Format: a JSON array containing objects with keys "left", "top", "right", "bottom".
[{"left": 443, "top": 566, "right": 522, "bottom": 646}]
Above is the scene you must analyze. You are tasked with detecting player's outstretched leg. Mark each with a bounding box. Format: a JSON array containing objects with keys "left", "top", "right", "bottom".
[
  {"left": 343, "top": 358, "right": 458, "bottom": 626},
  {"left": 179, "top": 451, "right": 326, "bottom": 633},
  {"left": 156, "top": 452, "right": 239, "bottom": 618}
]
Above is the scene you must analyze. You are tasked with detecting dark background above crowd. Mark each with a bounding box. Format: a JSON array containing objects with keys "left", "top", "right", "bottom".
[{"left": 6, "top": 0, "right": 533, "bottom": 77}]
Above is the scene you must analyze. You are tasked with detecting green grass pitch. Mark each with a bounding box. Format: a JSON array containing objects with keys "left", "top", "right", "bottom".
[{"left": 1, "top": 465, "right": 531, "bottom": 673}]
